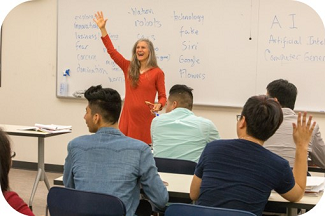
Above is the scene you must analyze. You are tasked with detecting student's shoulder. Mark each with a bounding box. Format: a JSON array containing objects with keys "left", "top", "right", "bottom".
[
  {"left": 70, "top": 134, "right": 92, "bottom": 141},
  {"left": 195, "top": 115, "right": 216, "bottom": 125},
  {"left": 68, "top": 134, "right": 93, "bottom": 147},
  {"left": 206, "top": 139, "right": 232, "bottom": 148},
  {"left": 120, "top": 136, "right": 151, "bottom": 150},
  {"left": 263, "top": 147, "right": 291, "bottom": 166},
  {"left": 152, "top": 112, "right": 172, "bottom": 123}
]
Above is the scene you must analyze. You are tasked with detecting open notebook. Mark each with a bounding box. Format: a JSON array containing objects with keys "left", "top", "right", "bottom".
[{"left": 19, "top": 124, "right": 72, "bottom": 133}]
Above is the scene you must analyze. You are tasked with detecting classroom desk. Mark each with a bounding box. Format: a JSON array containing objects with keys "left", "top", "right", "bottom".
[
  {"left": 53, "top": 172, "right": 192, "bottom": 196},
  {"left": 267, "top": 191, "right": 322, "bottom": 216},
  {"left": 0, "top": 124, "right": 71, "bottom": 209},
  {"left": 53, "top": 172, "right": 322, "bottom": 216}
]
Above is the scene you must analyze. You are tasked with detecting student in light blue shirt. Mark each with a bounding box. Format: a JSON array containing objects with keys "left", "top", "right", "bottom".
[
  {"left": 151, "top": 84, "right": 220, "bottom": 163},
  {"left": 63, "top": 85, "right": 168, "bottom": 216}
]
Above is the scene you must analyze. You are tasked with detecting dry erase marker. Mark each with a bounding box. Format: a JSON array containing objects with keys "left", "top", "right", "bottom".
[
  {"left": 145, "top": 101, "right": 154, "bottom": 106},
  {"left": 145, "top": 101, "right": 159, "bottom": 116}
]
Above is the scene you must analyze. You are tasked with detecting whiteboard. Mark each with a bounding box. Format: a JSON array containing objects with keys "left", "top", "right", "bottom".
[{"left": 57, "top": 0, "right": 325, "bottom": 112}]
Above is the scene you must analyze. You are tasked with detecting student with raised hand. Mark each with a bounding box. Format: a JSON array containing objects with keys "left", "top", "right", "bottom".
[
  {"left": 0, "top": 129, "right": 35, "bottom": 216},
  {"left": 63, "top": 85, "right": 168, "bottom": 216},
  {"left": 93, "top": 11, "right": 166, "bottom": 145},
  {"left": 151, "top": 84, "right": 220, "bottom": 163},
  {"left": 264, "top": 79, "right": 325, "bottom": 168},
  {"left": 190, "top": 95, "right": 315, "bottom": 216}
]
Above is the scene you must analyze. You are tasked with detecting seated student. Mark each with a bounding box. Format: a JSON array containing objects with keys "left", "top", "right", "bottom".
[
  {"left": 63, "top": 85, "right": 168, "bottom": 216},
  {"left": 151, "top": 84, "right": 220, "bottom": 163},
  {"left": 0, "top": 129, "right": 35, "bottom": 216},
  {"left": 190, "top": 95, "right": 315, "bottom": 216},
  {"left": 264, "top": 79, "right": 325, "bottom": 168}
]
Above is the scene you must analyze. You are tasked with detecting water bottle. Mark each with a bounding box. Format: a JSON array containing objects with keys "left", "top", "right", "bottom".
[{"left": 59, "top": 69, "right": 70, "bottom": 96}]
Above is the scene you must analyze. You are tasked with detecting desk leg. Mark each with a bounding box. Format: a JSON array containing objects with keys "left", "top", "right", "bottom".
[
  {"left": 287, "top": 207, "right": 298, "bottom": 216},
  {"left": 29, "top": 168, "right": 42, "bottom": 209},
  {"left": 38, "top": 137, "right": 45, "bottom": 181},
  {"left": 44, "top": 172, "right": 51, "bottom": 190},
  {"left": 38, "top": 137, "right": 50, "bottom": 190},
  {"left": 29, "top": 137, "right": 47, "bottom": 209}
]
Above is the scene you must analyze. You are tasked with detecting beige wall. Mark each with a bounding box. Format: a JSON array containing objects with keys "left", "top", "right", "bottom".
[{"left": 1, "top": 0, "right": 325, "bottom": 166}]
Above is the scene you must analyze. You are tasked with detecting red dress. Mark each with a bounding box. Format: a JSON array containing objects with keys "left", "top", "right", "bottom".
[
  {"left": 3, "top": 191, "right": 35, "bottom": 216},
  {"left": 101, "top": 35, "right": 166, "bottom": 144}
]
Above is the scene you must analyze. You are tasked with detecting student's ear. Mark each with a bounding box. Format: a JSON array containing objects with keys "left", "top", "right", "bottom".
[
  {"left": 238, "top": 116, "right": 246, "bottom": 129},
  {"left": 172, "top": 101, "right": 178, "bottom": 110},
  {"left": 93, "top": 113, "right": 100, "bottom": 124},
  {"left": 273, "top": 97, "right": 279, "bottom": 103}
]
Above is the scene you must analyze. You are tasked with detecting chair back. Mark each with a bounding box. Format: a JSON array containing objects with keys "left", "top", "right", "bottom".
[
  {"left": 47, "top": 187, "right": 126, "bottom": 216},
  {"left": 165, "top": 203, "right": 256, "bottom": 216},
  {"left": 154, "top": 157, "right": 197, "bottom": 175}
]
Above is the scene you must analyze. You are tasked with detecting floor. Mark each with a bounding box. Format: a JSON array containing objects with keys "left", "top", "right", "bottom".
[{"left": 8, "top": 168, "right": 63, "bottom": 216}]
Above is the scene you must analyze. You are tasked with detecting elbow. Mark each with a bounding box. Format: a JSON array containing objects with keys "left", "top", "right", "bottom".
[
  {"left": 286, "top": 192, "right": 304, "bottom": 203},
  {"left": 288, "top": 195, "right": 303, "bottom": 203},
  {"left": 158, "top": 190, "right": 169, "bottom": 209},
  {"left": 164, "top": 192, "right": 169, "bottom": 205},
  {"left": 189, "top": 192, "right": 198, "bottom": 201}
]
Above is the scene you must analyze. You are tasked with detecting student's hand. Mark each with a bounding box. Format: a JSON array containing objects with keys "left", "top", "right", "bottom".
[
  {"left": 93, "top": 11, "right": 108, "bottom": 30},
  {"left": 292, "top": 112, "right": 315, "bottom": 150}
]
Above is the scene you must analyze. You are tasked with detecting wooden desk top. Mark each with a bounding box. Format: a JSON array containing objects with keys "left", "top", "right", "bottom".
[
  {"left": 159, "top": 172, "right": 323, "bottom": 209},
  {"left": 0, "top": 124, "right": 71, "bottom": 138},
  {"left": 54, "top": 172, "right": 323, "bottom": 209},
  {"left": 159, "top": 172, "right": 193, "bottom": 192},
  {"left": 268, "top": 191, "right": 323, "bottom": 209}
]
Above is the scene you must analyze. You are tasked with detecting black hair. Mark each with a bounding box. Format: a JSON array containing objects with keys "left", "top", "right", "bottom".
[
  {"left": 266, "top": 79, "right": 297, "bottom": 110},
  {"left": 241, "top": 95, "right": 283, "bottom": 141},
  {"left": 84, "top": 85, "right": 122, "bottom": 124},
  {"left": 169, "top": 84, "right": 193, "bottom": 110}
]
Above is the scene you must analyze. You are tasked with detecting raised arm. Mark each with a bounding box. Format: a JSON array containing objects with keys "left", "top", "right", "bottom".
[
  {"left": 93, "top": 11, "right": 108, "bottom": 37},
  {"left": 94, "top": 11, "right": 129, "bottom": 73},
  {"left": 280, "top": 112, "right": 315, "bottom": 202}
]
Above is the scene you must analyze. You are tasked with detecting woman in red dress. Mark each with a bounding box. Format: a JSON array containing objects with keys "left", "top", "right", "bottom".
[{"left": 94, "top": 11, "right": 166, "bottom": 144}]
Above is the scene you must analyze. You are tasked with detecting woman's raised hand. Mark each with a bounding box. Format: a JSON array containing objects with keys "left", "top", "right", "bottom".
[{"left": 93, "top": 11, "right": 107, "bottom": 30}]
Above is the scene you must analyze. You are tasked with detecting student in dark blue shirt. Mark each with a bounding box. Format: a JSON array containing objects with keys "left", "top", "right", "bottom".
[{"left": 190, "top": 95, "right": 315, "bottom": 216}]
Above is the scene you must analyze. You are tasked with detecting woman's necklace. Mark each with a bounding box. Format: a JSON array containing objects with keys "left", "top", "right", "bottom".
[{"left": 140, "top": 67, "right": 151, "bottom": 74}]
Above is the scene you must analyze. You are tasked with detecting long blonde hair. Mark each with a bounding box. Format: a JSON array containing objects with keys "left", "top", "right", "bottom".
[{"left": 128, "top": 39, "right": 158, "bottom": 87}]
